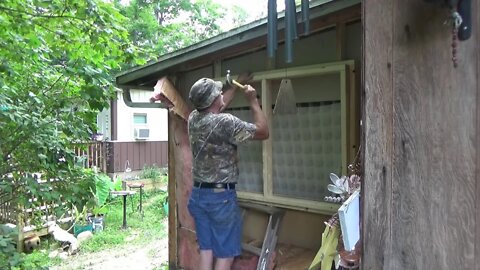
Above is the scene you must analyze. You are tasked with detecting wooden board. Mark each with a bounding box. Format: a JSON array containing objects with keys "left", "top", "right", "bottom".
[
  {"left": 363, "top": 0, "right": 478, "bottom": 269},
  {"left": 362, "top": 0, "right": 394, "bottom": 268},
  {"left": 476, "top": 0, "right": 480, "bottom": 266}
]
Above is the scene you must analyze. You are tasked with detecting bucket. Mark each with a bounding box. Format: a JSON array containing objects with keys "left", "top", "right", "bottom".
[
  {"left": 87, "top": 214, "right": 105, "bottom": 233},
  {"left": 92, "top": 216, "right": 105, "bottom": 232},
  {"left": 73, "top": 223, "right": 93, "bottom": 237}
]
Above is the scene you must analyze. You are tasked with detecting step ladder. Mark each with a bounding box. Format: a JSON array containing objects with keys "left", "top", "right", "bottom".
[{"left": 239, "top": 202, "right": 285, "bottom": 270}]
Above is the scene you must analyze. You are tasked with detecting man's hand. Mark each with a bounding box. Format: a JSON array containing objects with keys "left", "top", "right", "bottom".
[
  {"left": 244, "top": 84, "right": 269, "bottom": 140},
  {"left": 244, "top": 85, "right": 258, "bottom": 102}
]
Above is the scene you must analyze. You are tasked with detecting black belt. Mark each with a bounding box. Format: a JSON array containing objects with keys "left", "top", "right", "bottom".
[{"left": 194, "top": 181, "right": 235, "bottom": 189}]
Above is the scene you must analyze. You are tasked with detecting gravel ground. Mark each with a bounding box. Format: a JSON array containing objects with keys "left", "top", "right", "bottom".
[{"left": 50, "top": 220, "right": 168, "bottom": 270}]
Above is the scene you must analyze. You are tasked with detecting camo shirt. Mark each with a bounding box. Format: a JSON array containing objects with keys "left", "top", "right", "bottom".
[{"left": 188, "top": 110, "right": 257, "bottom": 184}]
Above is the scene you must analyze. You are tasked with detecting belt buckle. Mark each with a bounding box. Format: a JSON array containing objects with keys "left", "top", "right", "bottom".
[{"left": 214, "top": 183, "right": 224, "bottom": 189}]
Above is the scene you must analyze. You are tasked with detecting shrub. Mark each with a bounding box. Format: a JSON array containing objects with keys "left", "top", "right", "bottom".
[{"left": 139, "top": 164, "right": 164, "bottom": 180}]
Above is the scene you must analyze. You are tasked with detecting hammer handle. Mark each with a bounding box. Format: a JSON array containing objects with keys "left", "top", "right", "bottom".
[{"left": 232, "top": 80, "right": 245, "bottom": 89}]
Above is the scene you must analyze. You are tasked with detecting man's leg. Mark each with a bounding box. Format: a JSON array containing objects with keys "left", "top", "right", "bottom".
[
  {"left": 214, "top": 257, "right": 234, "bottom": 270},
  {"left": 199, "top": 249, "right": 214, "bottom": 270}
]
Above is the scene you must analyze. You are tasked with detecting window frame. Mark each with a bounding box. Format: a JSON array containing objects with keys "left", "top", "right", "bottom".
[{"left": 216, "top": 60, "right": 358, "bottom": 215}]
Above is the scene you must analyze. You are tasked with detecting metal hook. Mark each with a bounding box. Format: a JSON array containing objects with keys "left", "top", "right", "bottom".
[{"left": 452, "top": 11, "right": 462, "bottom": 29}]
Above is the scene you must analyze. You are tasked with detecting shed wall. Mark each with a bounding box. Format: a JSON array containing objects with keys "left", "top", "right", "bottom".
[
  {"left": 171, "top": 19, "right": 361, "bottom": 269},
  {"left": 363, "top": 1, "right": 479, "bottom": 269}
]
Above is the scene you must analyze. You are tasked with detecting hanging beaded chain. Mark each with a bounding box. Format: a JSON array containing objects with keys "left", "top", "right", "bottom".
[{"left": 451, "top": 10, "right": 463, "bottom": 68}]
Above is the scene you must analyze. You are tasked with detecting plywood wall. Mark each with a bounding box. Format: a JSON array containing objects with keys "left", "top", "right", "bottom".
[{"left": 363, "top": 1, "right": 479, "bottom": 269}]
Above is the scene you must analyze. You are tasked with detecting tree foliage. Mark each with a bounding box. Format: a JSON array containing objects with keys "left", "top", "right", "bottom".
[
  {"left": 0, "top": 0, "right": 247, "bottom": 267},
  {"left": 115, "top": 0, "right": 244, "bottom": 58},
  {"left": 0, "top": 0, "right": 144, "bottom": 268},
  {"left": 0, "top": 0, "right": 140, "bottom": 180}
]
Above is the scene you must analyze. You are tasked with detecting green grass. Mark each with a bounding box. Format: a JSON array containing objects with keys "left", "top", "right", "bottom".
[{"left": 24, "top": 190, "right": 168, "bottom": 268}]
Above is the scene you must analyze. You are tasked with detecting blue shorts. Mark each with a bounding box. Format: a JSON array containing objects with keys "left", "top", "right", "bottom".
[{"left": 188, "top": 186, "right": 242, "bottom": 258}]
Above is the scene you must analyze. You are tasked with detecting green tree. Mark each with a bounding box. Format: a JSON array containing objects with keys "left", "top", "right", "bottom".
[
  {"left": 116, "top": 0, "right": 227, "bottom": 57},
  {"left": 0, "top": 0, "right": 143, "bottom": 268},
  {"left": 230, "top": 4, "right": 249, "bottom": 28}
]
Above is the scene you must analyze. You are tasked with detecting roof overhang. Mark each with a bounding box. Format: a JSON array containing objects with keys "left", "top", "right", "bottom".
[{"left": 115, "top": 0, "right": 361, "bottom": 88}]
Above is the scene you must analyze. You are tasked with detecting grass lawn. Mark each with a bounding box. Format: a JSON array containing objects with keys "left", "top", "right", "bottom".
[{"left": 24, "top": 190, "right": 169, "bottom": 269}]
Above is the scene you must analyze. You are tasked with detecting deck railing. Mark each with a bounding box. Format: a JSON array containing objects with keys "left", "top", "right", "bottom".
[{"left": 73, "top": 141, "right": 108, "bottom": 172}]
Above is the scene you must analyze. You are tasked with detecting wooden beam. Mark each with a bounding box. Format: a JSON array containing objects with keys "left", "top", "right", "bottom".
[
  {"left": 237, "top": 192, "right": 339, "bottom": 215},
  {"left": 16, "top": 204, "right": 24, "bottom": 252},
  {"left": 349, "top": 62, "right": 360, "bottom": 167},
  {"left": 262, "top": 79, "right": 273, "bottom": 198},
  {"left": 476, "top": 0, "right": 480, "bottom": 267},
  {"left": 213, "top": 60, "right": 354, "bottom": 82},
  {"left": 340, "top": 69, "right": 348, "bottom": 176},
  {"left": 213, "top": 60, "right": 222, "bottom": 78},
  {"left": 362, "top": 0, "right": 394, "bottom": 268},
  {"left": 168, "top": 115, "right": 178, "bottom": 269},
  {"left": 336, "top": 23, "right": 346, "bottom": 60}
]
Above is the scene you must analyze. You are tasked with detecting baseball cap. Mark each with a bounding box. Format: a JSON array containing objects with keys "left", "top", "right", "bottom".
[{"left": 189, "top": 78, "right": 223, "bottom": 110}]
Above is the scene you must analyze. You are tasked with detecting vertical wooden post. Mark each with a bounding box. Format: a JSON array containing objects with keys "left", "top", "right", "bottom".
[
  {"left": 340, "top": 69, "right": 348, "bottom": 176},
  {"left": 167, "top": 114, "right": 178, "bottom": 268},
  {"left": 364, "top": 0, "right": 478, "bottom": 269},
  {"left": 362, "top": 0, "right": 394, "bottom": 268},
  {"left": 336, "top": 23, "right": 346, "bottom": 60},
  {"left": 348, "top": 63, "right": 359, "bottom": 167},
  {"left": 16, "top": 203, "right": 24, "bottom": 252},
  {"left": 214, "top": 60, "right": 222, "bottom": 78},
  {"left": 262, "top": 79, "right": 273, "bottom": 198},
  {"left": 475, "top": 0, "right": 480, "bottom": 266}
]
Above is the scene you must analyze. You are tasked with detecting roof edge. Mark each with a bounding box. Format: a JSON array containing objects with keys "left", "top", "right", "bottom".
[{"left": 116, "top": 0, "right": 360, "bottom": 86}]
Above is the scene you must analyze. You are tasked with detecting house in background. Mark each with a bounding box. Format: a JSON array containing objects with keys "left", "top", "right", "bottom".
[
  {"left": 112, "top": 89, "right": 168, "bottom": 142},
  {"left": 94, "top": 89, "right": 169, "bottom": 178}
]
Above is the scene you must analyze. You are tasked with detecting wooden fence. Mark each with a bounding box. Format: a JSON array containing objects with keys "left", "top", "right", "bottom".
[{"left": 0, "top": 140, "right": 167, "bottom": 251}]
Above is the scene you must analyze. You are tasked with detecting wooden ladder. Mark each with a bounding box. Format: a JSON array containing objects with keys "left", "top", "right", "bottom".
[{"left": 240, "top": 202, "right": 285, "bottom": 270}]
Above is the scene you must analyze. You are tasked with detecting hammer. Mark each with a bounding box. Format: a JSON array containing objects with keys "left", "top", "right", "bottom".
[{"left": 226, "top": 70, "right": 246, "bottom": 89}]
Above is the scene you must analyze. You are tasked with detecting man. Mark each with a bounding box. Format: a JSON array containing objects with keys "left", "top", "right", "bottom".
[{"left": 187, "top": 77, "right": 269, "bottom": 270}]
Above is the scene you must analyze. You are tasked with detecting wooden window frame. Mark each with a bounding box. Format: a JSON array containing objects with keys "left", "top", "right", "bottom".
[{"left": 218, "top": 60, "right": 357, "bottom": 215}]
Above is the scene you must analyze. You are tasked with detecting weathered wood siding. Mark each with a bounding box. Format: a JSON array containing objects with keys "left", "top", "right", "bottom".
[
  {"left": 363, "top": 1, "right": 479, "bottom": 269},
  {"left": 169, "top": 113, "right": 196, "bottom": 269},
  {"left": 107, "top": 141, "right": 168, "bottom": 173}
]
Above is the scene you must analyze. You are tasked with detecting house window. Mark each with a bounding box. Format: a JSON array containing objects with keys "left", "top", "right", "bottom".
[{"left": 133, "top": 114, "right": 147, "bottom": 125}]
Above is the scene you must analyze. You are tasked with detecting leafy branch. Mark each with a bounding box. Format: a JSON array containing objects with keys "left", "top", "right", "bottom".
[{"left": 0, "top": 6, "right": 88, "bottom": 21}]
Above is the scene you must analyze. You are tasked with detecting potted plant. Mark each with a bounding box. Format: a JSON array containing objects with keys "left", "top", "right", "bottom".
[
  {"left": 88, "top": 172, "right": 122, "bottom": 232},
  {"left": 72, "top": 204, "right": 93, "bottom": 237}
]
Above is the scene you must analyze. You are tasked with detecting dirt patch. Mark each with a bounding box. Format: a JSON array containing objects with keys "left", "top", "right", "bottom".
[{"left": 51, "top": 220, "right": 168, "bottom": 270}]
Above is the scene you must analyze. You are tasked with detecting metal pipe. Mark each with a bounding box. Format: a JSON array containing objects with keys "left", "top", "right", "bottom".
[
  {"left": 301, "top": 0, "right": 310, "bottom": 35},
  {"left": 285, "top": 0, "right": 293, "bottom": 63},
  {"left": 267, "top": 0, "right": 277, "bottom": 58},
  {"left": 273, "top": 0, "right": 278, "bottom": 51},
  {"left": 290, "top": 0, "right": 298, "bottom": 40}
]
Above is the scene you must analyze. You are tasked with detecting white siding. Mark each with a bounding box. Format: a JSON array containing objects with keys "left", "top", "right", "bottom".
[
  {"left": 96, "top": 108, "right": 111, "bottom": 140},
  {"left": 115, "top": 89, "right": 168, "bottom": 142}
]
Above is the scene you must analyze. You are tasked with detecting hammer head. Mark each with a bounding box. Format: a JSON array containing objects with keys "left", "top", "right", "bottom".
[
  {"left": 225, "top": 70, "right": 246, "bottom": 89},
  {"left": 226, "top": 69, "right": 232, "bottom": 86}
]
